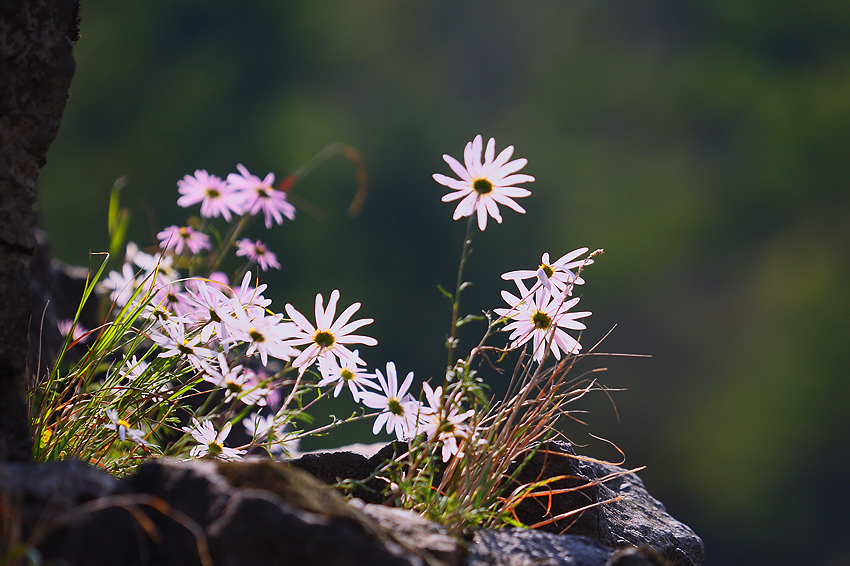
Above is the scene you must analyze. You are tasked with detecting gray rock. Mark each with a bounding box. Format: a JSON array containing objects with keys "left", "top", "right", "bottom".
[
  {"left": 353, "top": 499, "right": 465, "bottom": 566},
  {"left": 576, "top": 456, "right": 703, "bottom": 566},
  {"left": 1, "top": 458, "right": 448, "bottom": 566},
  {"left": 508, "top": 441, "right": 703, "bottom": 566},
  {"left": 290, "top": 440, "right": 407, "bottom": 504},
  {"left": 0, "top": 447, "right": 702, "bottom": 566},
  {"left": 467, "top": 528, "right": 611, "bottom": 566},
  {"left": 0, "top": 459, "right": 119, "bottom": 513},
  {"left": 293, "top": 441, "right": 702, "bottom": 566}
]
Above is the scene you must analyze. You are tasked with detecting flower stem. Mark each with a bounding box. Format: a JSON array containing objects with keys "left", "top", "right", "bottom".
[
  {"left": 208, "top": 213, "right": 252, "bottom": 274},
  {"left": 446, "top": 212, "right": 477, "bottom": 373}
]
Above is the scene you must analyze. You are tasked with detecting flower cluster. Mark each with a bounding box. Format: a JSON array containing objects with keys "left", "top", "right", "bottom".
[
  {"left": 80, "top": 136, "right": 597, "bottom": 471},
  {"left": 434, "top": 136, "right": 596, "bottom": 363},
  {"left": 177, "top": 165, "right": 295, "bottom": 227}
]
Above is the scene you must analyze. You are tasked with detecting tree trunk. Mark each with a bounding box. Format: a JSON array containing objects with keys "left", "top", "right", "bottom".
[{"left": 0, "top": 0, "right": 79, "bottom": 461}]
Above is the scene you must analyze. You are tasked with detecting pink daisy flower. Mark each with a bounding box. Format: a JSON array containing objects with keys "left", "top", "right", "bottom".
[
  {"left": 177, "top": 170, "right": 244, "bottom": 221},
  {"left": 227, "top": 164, "right": 295, "bottom": 229},
  {"left": 433, "top": 135, "right": 534, "bottom": 231},
  {"left": 157, "top": 225, "right": 212, "bottom": 255},
  {"left": 57, "top": 319, "right": 89, "bottom": 343},
  {"left": 236, "top": 239, "right": 281, "bottom": 271}
]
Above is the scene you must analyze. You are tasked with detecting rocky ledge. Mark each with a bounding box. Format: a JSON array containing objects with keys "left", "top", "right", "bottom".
[{"left": 0, "top": 442, "right": 703, "bottom": 566}]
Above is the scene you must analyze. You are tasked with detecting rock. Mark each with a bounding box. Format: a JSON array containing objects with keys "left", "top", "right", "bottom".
[
  {"left": 467, "top": 528, "right": 611, "bottom": 566},
  {"left": 0, "top": 459, "right": 152, "bottom": 566},
  {"left": 606, "top": 546, "right": 673, "bottom": 566},
  {"left": 1, "top": 458, "right": 447, "bottom": 566},
  {"left": 0, "top": 446, "right": 703, "bottom": 566},
  {"left": 290, "top": 441, "right": 703, "bottom": 566},
  {"left": 508, "top": 441, "right": 703, "bottom": 566},
  {"left": 290, "top": 440, "right": 407, "bottom": 504},
  {"left": 0, "top": 459, "right": 119, "bottom": 513},
  {"left": 352, "top": 499, "right": 465, "bottom": 566}
]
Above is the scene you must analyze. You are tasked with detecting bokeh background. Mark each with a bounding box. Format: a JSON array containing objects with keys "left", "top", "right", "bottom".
[{"left": 37, "top": 1, "right": 849, "bottom": 564}]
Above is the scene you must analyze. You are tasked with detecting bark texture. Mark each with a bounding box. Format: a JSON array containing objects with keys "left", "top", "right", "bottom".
[{"left": 0, "top": 0, "right": 79, "bottom": 461}]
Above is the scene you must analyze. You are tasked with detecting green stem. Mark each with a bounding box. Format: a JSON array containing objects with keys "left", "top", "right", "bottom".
[
  {"left": 208, "top": 213, "right": 252, "bottom": 274},
  {"left": 446, "top": 211, "right": 477, "bottom": 374}
]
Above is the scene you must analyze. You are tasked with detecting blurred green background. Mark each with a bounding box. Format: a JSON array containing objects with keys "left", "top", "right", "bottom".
[{"left": 37, "top": 1, "right": 849, "bottom": 564}]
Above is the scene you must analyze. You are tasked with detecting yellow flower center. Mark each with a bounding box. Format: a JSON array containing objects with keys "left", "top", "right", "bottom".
[
  {"left": 473, "top": 178, "right": 493, "bottom": 195},
  {"left": 539, "top": 263, "right": 554, "bottom": 277},
  {"left": 387, "top": 397, "right": 404, "bottom": 416},
  {"left": 531, "top": 310, "right": 552, "bottom": 330},
  {"left": 207, "top": 441, "right": 223, "bottom": 457},
  {"left": 314, "top": 330, "right": 335, "bottom": 349}
]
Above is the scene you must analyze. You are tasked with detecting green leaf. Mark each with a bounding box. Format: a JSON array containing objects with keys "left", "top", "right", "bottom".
[
  {"left": 455, "top": 314, "right": 485, "bottom": 328},
  {"left": 107, "top": 175, "right": 129, "bottom": 236},
  {"left": 437, "top": 284, "right": 454, "bottom": 302}
]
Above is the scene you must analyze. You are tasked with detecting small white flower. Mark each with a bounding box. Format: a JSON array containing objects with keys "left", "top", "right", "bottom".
[
  {"left": 433, "top": 135, "right": 534, "bottom": 231},
  {"left": 243, "top": 412, "right": 299, "bottom": 456},
  {"left": 57, "top": 319, "right": 89, "bottom": 343},
  {"left": 316, "top": 351, "right": 378, "bottom": 402},
  {"left": 494, "top": 279, "right": 592, "bottom": 363},
  {"left": 501, "top": 247, "right": 591, "bottom": 296},
  {"left": 100, "top": 263, "right": 138, "bottom": 307},
  {"left": 150, "top": 320, "right": 216, "bottom": 374},
  {"left": 285, "top": 290, "right": 377, "bottom": 374},
  {"left": 203, "top": 353, "right": 270, "bottom": 406},
  {"left": 359, "top": 362, "right": 422, "bottom": 441},
  {"left": 183, "top": 279, "right": 235, "bottom": 345},
  {"left": 104, "top": 408, "right": 150, "bottom": 446},
  {"left": 415, "top": 383, "right": 474, "bottom": 462},
  {"left": 227, "top": 304, "right": 298, "bottom": 366},
  {"left": 182, "top": 418, "right": 245, "bottom": 461},
  {"left": 117, "top": 355, "right": 149, "bottom": 383},
  {"left": 230, "top": 271, "right": 273, "bottom": 318}
]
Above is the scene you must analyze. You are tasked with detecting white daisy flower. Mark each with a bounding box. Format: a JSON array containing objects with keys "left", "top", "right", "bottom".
[
  {"left": 433, "top": 135, "right": 534, "bottom": 231},
  {"left": 227, "top": 303, "right": 297, "bottom": 366},
  {"left": 284, "top": 290, "right": 377, "bottom": 375},
  {"left": 359, "top": 362, "right": 422, "bottom": 441},
  {"left": 494, "top": 279, "right": 592, "bottom": 363},
  {"left": 202, "top": 353, "right": 270, "bottom": 406},
  {"left": 104, "top": 408, "right": 150, "bottom": 446},
  {"left": 242, "top": 412, "right": 299, "bottom": 456},
  {"left": 182, "top": 418, "right": 245, "bottom": 461},
  {"left": 415, "top": 383, "right": 474, "bottom": 463},
  {"left": 501, "top": 247, "right": 591, "bottom": 296},
  {"left": 316, "top": 351, "right": 378, "bottom": 402}
]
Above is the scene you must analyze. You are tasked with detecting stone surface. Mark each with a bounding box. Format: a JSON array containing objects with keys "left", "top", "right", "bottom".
[
  {"left": 292, "top": 441, "right": 703, "bottom": 566},
  {"left": 0, "top": 0, "right": 80, "bottom": 462},
  {"left": 0, "top": 448, "right": 702, "bottom": 566},
  {"left": 505, "top": 441, "right": 703, "bottom": 566},
  {"left": 1, "top": 458, "right": 448, "bottom": 566},
  {"left": 353, "top": 499, "right": 465, "bottom": 566},
  {"left": 291, "top": 440, "right": 406, "bottom": 504},
  {"left": 468, "top": 528, "right": 612, "bottom": 566}
]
